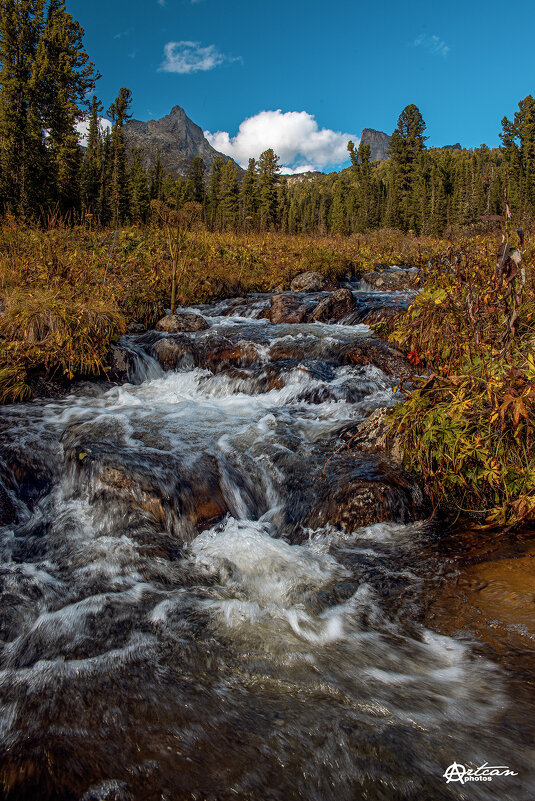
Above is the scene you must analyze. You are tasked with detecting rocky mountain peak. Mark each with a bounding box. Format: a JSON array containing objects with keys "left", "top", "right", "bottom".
[
  {"left": 360, "top": 128, "right": 392, "bottom": 162},
  {"left": 124, "top": 106, "right": 239, "bottom": 179}
]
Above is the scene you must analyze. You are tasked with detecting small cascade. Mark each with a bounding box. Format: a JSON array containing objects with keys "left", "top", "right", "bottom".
[{"left": 0, "top": 278, "right": 533, "bottom": 801}]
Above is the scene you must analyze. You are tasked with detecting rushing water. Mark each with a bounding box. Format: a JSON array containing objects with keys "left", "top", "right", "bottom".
[{"left": 0, "top": 282, "right": 533, "bottom": 800}]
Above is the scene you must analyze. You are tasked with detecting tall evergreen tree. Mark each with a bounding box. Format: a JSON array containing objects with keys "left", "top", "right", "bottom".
[
  {"left": 0, "top": 0, "right": 46, "bottom": 216},
  {"left": 257, "top": 148, "right": 280, "bottom": 230},
  {"left": 107, "top": 86, "right": 132, "bottom": 224},
  {"left": 80, "top": 94, "right": 102, "bottom": 214},
  {"left": 388, "top": 104, "right": 427, "bottom": 230},
  {"left": 218, "top": 160, "right": 239, "bottom": 229},
  {"left": 31, "top": 0, "right": 97, "bottom": 211},
  {"left": 128, "top": 147, "right": 149, "bottom": 223},
  {"left": 149, "top": 150, "right": 164, "bottom": 201},
  {"left": 501, "top": 95, "right": 535, "bottom": 217},
  {"left": 185, "top": 156, "right": 206, "bottom": 205},
  {"left": 240, "top": 157, "right": 258, "bottom": 228}
]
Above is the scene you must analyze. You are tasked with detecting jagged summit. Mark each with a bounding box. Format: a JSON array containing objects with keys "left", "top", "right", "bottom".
[
  {"left": 124, "top": 105, "right": 239, "bottom": 178},
  {"left": 360, "top": 128, "right": 392, "bottom": 162}
]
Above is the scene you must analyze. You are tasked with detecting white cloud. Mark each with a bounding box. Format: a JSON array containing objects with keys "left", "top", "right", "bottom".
[
  {"left": 205, "top": 110, "right": 357, "bottom": 172},
  {"left": 280, "top": 164, "right": 316, "bottom": 175},
  {"left": 76, "top": 117, "right": 111, "bottom": 146},
  {"left": 414, "top": 33, "right": 449, "bottom": 57},
  {"left": 158, "top": 41, "right": 240, "bottom": 74}
]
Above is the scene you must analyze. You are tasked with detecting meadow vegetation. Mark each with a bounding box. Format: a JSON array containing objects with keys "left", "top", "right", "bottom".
[
  {"left": 0, "top": 220, "right": 444, "bottom": 401},
  {"left": 383, "top": 226, "right": 535, "bottom": 528}
]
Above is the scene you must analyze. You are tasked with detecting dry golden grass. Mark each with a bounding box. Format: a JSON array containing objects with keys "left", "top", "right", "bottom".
[{"left": 0, "top": 220, "right": 451, "bottom": 402}]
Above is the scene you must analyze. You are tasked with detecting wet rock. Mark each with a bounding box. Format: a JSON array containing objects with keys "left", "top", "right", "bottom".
[
  {"left": 347, "top": 304, "right": 404, "bottom": 325},
  {"left": 339, "top": 408, "right": 404, "bottom": 467},
  {"left": 290, "top": 271, "right": 326, "bottom": 292},
  {"left": 126, "top": 322, "right": 146, "bottom": 334},
  {"left": 67, "top": 440, "right": 231, "bottom": 539},
  {"left": 153, "top": 336, "right": 197, "bottom": 371},
  {"left": 342, "top": 338, "right": 413, "bottom": 379},
  {"left": 2, "top": 451, "right": 52, "bottom": 508},
  {"left": 221, "top": 298, "right": 247, "bottom": 315},
  {"left": 311, "top": 288, "right": 355, "bottom": 321},
  {"left": 269, "top": 294, "right": 307, "bottom": 324},
  {"left": 361, "top": 268, "right": 418, "bottom": 291},
  {"left": 155, "top": 312, "right": 209, "bottom": 333},
  {"left": 307, "top": 456, "right": 424, "bottom": 533},
  {"left": 110, "top": 345, "right": 131, "bottom": 380},
  {"left": 197, "top": 337, "right": 262, "bottom": 372}
]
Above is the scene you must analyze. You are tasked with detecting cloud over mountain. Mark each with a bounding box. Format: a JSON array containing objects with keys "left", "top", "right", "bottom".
[{"left": 205, "top": 110, "right": 357, "bottom": 172}]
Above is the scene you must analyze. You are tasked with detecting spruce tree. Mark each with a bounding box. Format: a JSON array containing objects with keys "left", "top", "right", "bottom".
[
  {"left": 80, "top": 94, "right": 103, "bottom": 215},
  {"left": 257, "top": 148, "right": 280, "bottom": 230},
  {"left": 218, "top": 160, "right": 239, "bottom": 229},
  {"left": 32, "top": 0, "right": 97, "bottom": 211},
  {"left": 0, "top": 0, "right": 46, "bottom": 216},
  {"left": 149, "top": 150, "right": 164, "bottom": 201},
  {"left": 240, "top": 157, "right": 258, "bottom": 228},
  {"left": 388, "top": 104, "right": 427, "bottom": 230},
  {"left": 107, "top": 86, "right": 132, "bottom": 224},
  {"left": 185, "top": 156, "right": 206, "bottom": 204}
]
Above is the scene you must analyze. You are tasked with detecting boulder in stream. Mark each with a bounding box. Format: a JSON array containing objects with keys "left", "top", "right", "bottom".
[
  {"left": 311, "top": 288, "right": 355, "bottom": 321},
  {"left": 290, "top": 271, "right": 326, "bottom": 292},
  {"left": 307, "top": 454, "right": 424, "bottom": 533},
  {"left": 342, "top": 338, "right": 413, "bottom": 379},
  {"left": 156, "top": 312, "right": 209, "bottom": 333},
  {"left": 109, "top": 345, "right": 131, "bottom": 380},
  {"left": 269, "top": 294, "right": 308, "bottom": 324},
  {"left": 153, "top": 336, "right": 197, "bottom": 371}
]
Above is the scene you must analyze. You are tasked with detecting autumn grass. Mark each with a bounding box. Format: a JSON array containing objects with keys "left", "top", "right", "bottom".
[
  {"left": 0, "top": 221, "right": 449, "bottom": 402},
  {"left": 382, "top": 232, "right": 535, "bottom": 528}
]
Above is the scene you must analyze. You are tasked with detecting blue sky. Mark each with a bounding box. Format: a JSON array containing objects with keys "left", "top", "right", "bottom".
[{"left": 69, "top": 0, "right": 535, "bottom": 172}]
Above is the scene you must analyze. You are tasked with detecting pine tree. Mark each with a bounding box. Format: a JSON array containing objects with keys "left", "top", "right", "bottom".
[
  {"left": 0, "top": 0, "right": 46, "bottom": 216},
  {"left": 32, "top": 0, "right": 97, "bottom": 211},
  {"left": 501, "top": 95, "right": 535, "bottom": 217},
  {"left": 218, "top": 160, "right": 239, "bottom": 229},
  {"left": 149, "top": 150, "right": 164, "bottom": 201},
  {"left": 388, "top": 104, "right": 427, "bottom": 230},
  {"left": 207, "top": 155, "right": 223, "bottom": 229},
  {"left": 185, "top": 156, "right": 206, "bottom": 204},
  {"left": 129, "top": 147, "right": 149, "bottom": 222},
  {"left": 257, "top": 148, "right": 280, "bottom": 230},
  {"left": 107, "top": 87, "right": 132, "bottom": 224},
  {"left": 240, "top": 157, "right": 258, "bottom": 228},
  {"left": 80, "top": 94, "right": 102, "bottom": 214}
]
